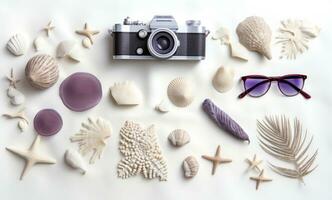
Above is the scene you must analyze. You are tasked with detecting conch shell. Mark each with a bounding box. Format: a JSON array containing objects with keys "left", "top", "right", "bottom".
[{"left": 236, "top": 16, "right": 272, "bottom": 59}]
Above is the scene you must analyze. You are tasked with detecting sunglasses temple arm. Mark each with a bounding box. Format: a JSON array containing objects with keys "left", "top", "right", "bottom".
[{"left": 299, "top": 90, "right": 311, "bottom": 99}]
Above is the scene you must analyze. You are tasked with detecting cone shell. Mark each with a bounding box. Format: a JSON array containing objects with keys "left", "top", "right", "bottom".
[
  {"left": 25, "top": 54, "right": 59, "bottom": 89},
  {"left": 182, "top": 156, "right": 199, "bottom": 178},
  {"left": 168, "top": 129, "right": 190, "bottom": 147},
  {"left": 167, "top": 77, "right": 194, "bottom": 107},
  {"left": 236, "top": 16, "right": 272, "bottom": 59},
  {"left": 212, "top": 66, "right": 235, "bottom": 93},
  {"left": 6, "top": 34, "right": 27, "bottom": 56}
]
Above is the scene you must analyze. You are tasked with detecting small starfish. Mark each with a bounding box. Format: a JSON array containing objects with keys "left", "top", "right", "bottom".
[
  {"left": 6, "top": 68, "right": 20, "bottom": 88},
  {"left": 202, "top": 145, "right": 232, "bottom": 175},
  {"left": 245, "top": 154, "right": 262, "bottom": 172},
  {"left": 250, "top": 169, "right": 272, "bottom": 190},
  {"left": 6, "top": 135, "right": 56, "bottom": 180},
  {"left": 43, "top": 21, "right": 55, "bottom": 37},
  {"left": 75, "top": 23, "right": 100, "bottom": 44}
]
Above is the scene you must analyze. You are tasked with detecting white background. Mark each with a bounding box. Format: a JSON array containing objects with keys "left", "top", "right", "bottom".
[{"left": 0, "top": 0, "right": 331, "bottom": 199}]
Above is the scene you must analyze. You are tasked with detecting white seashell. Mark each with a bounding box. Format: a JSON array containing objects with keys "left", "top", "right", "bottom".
[
  {"left": 70, "top": 117, "right": 112, "bottom": 164},
  {"left": 6, "top": 34, "right": 27, "bottom": 56},
  {"left": 82, "top": 38, "right": 92, "bottom": 49},
  {"left": 25, "top": 54, "right": 59, "bottom": 89},
  {"left": 167, "top": 77, "right": 194, "bottom": 107},
  {"left": 56, "top": 40, "right": 81, "bottom": 62},
  {"left": 7, "top": 87, "right": 25, "bottom": 106},
  {"left": 212, "top": 66, "right": 235, "bottom": 93},
  {"left": 236, "top": 16, "right": 272, "bottom": 59},
  {"left": 33, "top": 36, "right": 46, "bottom": 52},
  {"left": 64, "top": 149, "right": 87, "bottom": 174},
  {"left": 155, "top": 100, "right": 169, "bottom": 113},
  {"left": 110, "top": 81, "right": 143, "bottom": 105},
  {"left": 276, "top": 19, "right": 320, "bottom": 59},
  {"left": 168, "top": 129, "right": 190, "bottom": 147},
  {"left": 182, "top": 156, "right": 199, "bottom": 178},
  {"left": 229, "top": 42, "right": 249, "bottom": 61},
  {"left": 18, "top": 120, "right": 29, "bottom": 132}
]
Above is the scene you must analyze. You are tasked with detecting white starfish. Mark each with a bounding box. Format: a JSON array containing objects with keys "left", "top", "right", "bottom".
[{"left": 6, "top": 135, "right": 56, "bottom": 180}]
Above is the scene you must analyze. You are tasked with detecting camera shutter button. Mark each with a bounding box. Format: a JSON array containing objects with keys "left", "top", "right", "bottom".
[
  {"left": 138, "top": 29, "right": 148, "bottom": 38},
  {"left": 136, "top": 48, "right": 144, "bottom": 55}
]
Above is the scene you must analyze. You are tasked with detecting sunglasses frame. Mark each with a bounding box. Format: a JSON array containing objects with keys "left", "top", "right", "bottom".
[{"left": 238, "top": 74, "right": 311, "bottom": 99}]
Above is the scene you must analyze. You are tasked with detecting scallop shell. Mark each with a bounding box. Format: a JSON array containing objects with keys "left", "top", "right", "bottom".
[
  {"left": 110, "top": 81, "right": 143, "bottom": 105},
  {"left": 168, "top": 129, "right": 190, "bottom": 147},
  {"left": 212, "top": 66, "right": 235, "bottom": 93},
  {"left": 6, "top": 34, "right": 27, "bottom": 56},
  {"left": 56, "top": 40, "right": 81, "bottom": 62},
  {"left": 64, "top": 149, "right": 87, "bottom": 174},
  {"left": 236, "top": 16, "right": 272, "bottom": 59},
  {"left": 182, "top": 156, "right": 199, "bottom": 178},
  {"left": 167, "top": 77, "right": 194, "bottom": 107},
  {"left": 25, "top": 54, "right": 59, "bottom": 89}
]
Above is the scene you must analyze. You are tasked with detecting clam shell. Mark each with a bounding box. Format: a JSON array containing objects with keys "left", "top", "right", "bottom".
[
  {"left": 182, "top": 156, "right": 199, "bottom": 178},
  {"left": 6, "top": 34, "right": 27, "bottom": 56},
  {"left": 155, "top": 100, "right": 169, "bottom": 113},
  {"left": 25, "top": 54, "right": 59, "bottom": 89},
  {"left": 167, "top": 77, "right": 194, "bottom": 107},
  {"left": 212, "top": 66, "right": 235, "bottom": 93},
  {"left": 33, "top": 36, "right": 46, "bottom": 52},
  {"left": 64, "top": 149, "right": 87, "bottom": 174},
  {"left": 168, "top": 129, "right": 190, "bottom": 147},
  {"left": 56, "top": 40, "right": 81, "bottom": 62},
  {"left": 236, "top": 16, "right": 272, "bottom": 59},
  {"left": 110, "top": 81, "right": 143, "bottom": 105}
]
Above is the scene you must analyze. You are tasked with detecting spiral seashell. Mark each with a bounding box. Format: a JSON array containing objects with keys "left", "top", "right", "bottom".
[
  {"left": 6, "top": 34, "right": 27, "bottom": 56},
  {"left": 236, "top": 16, "right": 272, "bottom": 59},
  {"left": 25, "top": 54, "right": 59, "bottom": 89},
  {"left": 167, "top": 77, "right": 194, "bottom": 107},
  {"left": 168, "top": 129, "right": 190, "bottom": 147},
  {"left": 182, "top": 156, "right": 199, "bottom": 178}
]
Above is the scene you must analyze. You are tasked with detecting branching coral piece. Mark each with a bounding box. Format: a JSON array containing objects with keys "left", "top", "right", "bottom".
[
  {"left": 117, "top": 121, "right": 168, "bottom": 181},
  {"left": 276, "top": 19, "right": 320, "bottom": 59},
  {"left": 70, "top": 117, "right": 112, "bottom": 164},
  {"left": 257, "top": 115, "right": 318, "bottom": 183}
]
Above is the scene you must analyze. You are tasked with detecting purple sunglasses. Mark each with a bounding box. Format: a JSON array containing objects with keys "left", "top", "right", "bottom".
[{"left": 238, "top": 74, "right": 311, "bottom": 99}]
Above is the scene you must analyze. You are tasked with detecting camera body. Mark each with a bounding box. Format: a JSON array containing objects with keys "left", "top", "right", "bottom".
[{"left": 111, "top": 15, "right": 207, "bottom": 60}]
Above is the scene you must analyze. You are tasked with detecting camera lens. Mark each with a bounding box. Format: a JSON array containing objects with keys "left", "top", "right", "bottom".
[
  {"left": 156, "top": 36, "right": 170, "bottom": 50},
  {"left": 147, "top": 28, "right": 179, "bottom": 59}
]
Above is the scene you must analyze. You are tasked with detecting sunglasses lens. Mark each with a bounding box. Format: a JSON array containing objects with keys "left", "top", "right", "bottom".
[
  {"left": 244, "top": 78, "right": 270, "bottom": 97},
  {"left": 278, "top": 77, "right": 304, "bottom": 96}
]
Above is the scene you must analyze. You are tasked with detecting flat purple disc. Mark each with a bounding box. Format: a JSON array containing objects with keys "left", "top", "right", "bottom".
[
  {"left": 34, "top": 109, "right": 63, "bottom": 136},
  {"left": 59, "top": 72, "right": 102, "bottom": 112}
]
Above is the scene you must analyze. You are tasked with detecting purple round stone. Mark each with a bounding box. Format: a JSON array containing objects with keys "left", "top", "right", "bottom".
[
  {"left": 34, "top": 109, "right": 63, "bottom": 136},
  {"left": 59, "top": 72, "right": 102, "bottom": 112}
]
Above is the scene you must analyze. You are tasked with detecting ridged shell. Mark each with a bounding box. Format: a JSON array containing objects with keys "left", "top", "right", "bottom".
[
  {"left": 25, "top": 54, "right": 59, "bottom": 89},
  {"left": 212, "top": 66, "right": 235, "bottom": 93},
  {"left": 110, "top": 81, "right": 143, "bottom": 105},
  {"left": 236, "top": 16, "right": 272, "bottom": 59},
  {"left": 168, "top": 129, "right": 190, "bottom": 147},
  {"left": 6, "top": 34, "right": 27, "bottom": 56},
  {"left": 167, "top": 77, "right": 194, "bottom": 107},
  {"left": 182, "top": 156, "right": 199, "bottom": 178}
]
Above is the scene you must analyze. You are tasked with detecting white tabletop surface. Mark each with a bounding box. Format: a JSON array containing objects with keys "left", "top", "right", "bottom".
[{"left": 0, "top": 0, "right": 331, "bottom": 199}]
